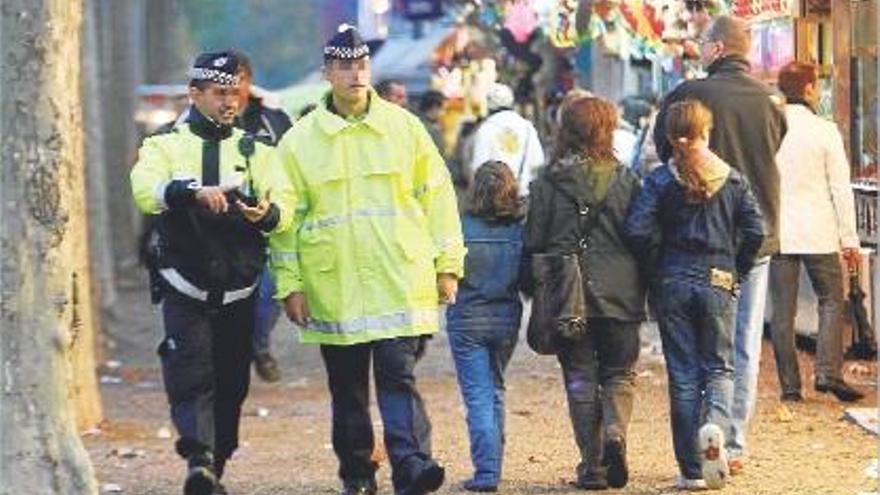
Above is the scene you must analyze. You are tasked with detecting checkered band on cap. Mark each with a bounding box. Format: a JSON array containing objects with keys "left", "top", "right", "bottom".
[
  {"left": 323, "top": 24, "right": 370, "bottom": 60},
  {"left": 187, "top": 67, "right": 239, "bottom": 85},
  {"left": 323, "top": 43, "right": 370, "bottom": 60},
  {"left": 189, "top": 51, "right": 240, "bottom": 85}
]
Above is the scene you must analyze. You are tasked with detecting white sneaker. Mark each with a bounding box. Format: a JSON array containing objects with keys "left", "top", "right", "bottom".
[
  {"left": 675, "top": 476, "right": 708, "bottom": 491},
  {"left": 698, "top": 423, "right": 729, "bottom": 489}
]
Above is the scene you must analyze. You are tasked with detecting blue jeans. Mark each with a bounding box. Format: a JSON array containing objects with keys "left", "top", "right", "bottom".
[
  {"left": 728, "top": 258, "right": 769, "bottom": 458},
  {"left": 657, "top": 278, "right": 735, "bottom": 480},
  {"left": 253, "top": 265, "right": 281, "bottom": 354},
  {"left": 447, "top": 323, "right": 518, "bottom": 486}
]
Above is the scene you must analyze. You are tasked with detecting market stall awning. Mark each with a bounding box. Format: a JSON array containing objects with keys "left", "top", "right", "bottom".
[{"left": 369, "top": 22, "right": 454, "bottom": 94}]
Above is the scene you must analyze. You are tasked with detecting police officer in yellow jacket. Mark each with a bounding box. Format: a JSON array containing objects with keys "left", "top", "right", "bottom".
[
  {"left": 130, "top": 51, "right": 294, "bottom": 495},
  {"left": 273, "top": 27, "right": 465, "bottom": 495}
]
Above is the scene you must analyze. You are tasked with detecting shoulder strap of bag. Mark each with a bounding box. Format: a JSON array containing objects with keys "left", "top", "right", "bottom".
[{"left": 547, "top": 168, "right": 620, "bottom": 246}]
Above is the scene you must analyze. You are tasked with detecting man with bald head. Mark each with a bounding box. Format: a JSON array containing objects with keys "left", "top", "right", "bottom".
[{"left": 653, "top": 15, "right": 787, "bottom": 478}]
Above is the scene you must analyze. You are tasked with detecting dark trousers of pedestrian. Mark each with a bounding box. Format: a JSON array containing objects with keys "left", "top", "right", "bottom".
[
  {"left": 320, "top": 336, "right": 434, "bottom": 494},
  {"left": 447, "top": 322, "right": 518, "bottom": 487},
  {"left": 158, "top": 290, "right": 254, "bottom": 469},
  {"left": 253, "top": 265, "right": 281, "bottom": 355},
  {"left": 557, "top": 317, "right": 640, "bottom": 484},
  {"left": 769, "top": 253, "right": 845, "bottom": 396},
  {"left": 656, "top": 278, "right": 735, "bottom": 480}
]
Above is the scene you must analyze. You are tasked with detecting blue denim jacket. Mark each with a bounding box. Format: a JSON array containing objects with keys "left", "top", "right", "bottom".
[
  {"left": 446, "top": 214, "right": 524, "bottom": 331},
  {"left": 623, "top": 164, "right": 764, "bottom": 284}
]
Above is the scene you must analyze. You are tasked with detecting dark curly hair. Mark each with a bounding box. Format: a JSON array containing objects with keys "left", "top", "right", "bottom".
[{"left": 467, "top": 160, "right": 523, "bottom": 222}]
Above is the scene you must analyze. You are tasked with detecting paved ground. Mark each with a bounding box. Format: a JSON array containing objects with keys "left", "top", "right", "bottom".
[{"left": 86, "top": 283, "right": 879, "bottom": 494}]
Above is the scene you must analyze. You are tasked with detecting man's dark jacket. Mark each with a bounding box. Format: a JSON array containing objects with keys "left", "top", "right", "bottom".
[
  {"left": 524, "top": 156, "right": 647, "bottom": 322},
  {"left": 238, "top": 95, "right": 292, "bottom": 146},
  {"left": 653, "top": 55, "right": 786, "bottom": 257}
]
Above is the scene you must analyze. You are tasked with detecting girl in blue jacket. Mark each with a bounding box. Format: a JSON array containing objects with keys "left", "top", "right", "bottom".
[
  {"left": 623, "top": 100, "right": 764, "bottom": 491},
  {"left": 446, "top": 160, "right": 525, "bottom": 492}
]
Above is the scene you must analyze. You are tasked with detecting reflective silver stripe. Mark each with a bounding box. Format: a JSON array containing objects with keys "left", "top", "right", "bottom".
[
  {"left": 308, "top": 309, "right": 438, "bottom": 335},
  {"left": 222, "top": 282, "right": 259, "bottom": 305},
  {"left": 155, "top": 181, "right": 170, "bottom": 210},
  {"left": 271, "top": 252, "right": 299, "bottom": 263},
  {"left": 435, "top": 237, "right": 461, "bottom": 251},
  {"left": 159, "top": 268, "right": 208, "bottom": 301},
  {"left": 159, "top": 268, "right": 258, "bottom": 305},
  {"left": 301, "top": 208, "right": 402, "bottom": 232}
]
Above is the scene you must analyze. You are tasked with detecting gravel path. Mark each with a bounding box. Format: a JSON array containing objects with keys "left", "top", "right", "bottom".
[{"left": 87, "top": 285, "right": 879, "bottom": 494}]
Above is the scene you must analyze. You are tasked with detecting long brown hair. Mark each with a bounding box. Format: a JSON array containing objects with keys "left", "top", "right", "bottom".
[
  {"left": 467, "top": 160, "right": 523, "bottom": 222},
  {"left": 665, "top": 100, "right": 714, "bottom": 202},
  {"left": 555, "top": 96, "right": 618, "bottom": 163}
]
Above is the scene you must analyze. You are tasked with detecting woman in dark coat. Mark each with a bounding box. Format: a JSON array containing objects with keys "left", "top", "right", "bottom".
[{"left": 523, "top": 96, "right": 647, "bottom": 490}]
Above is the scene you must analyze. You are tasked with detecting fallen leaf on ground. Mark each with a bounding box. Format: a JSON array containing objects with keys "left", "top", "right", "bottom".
[{"left": 776, "top": 404, "right": 794, "bottom": 423}]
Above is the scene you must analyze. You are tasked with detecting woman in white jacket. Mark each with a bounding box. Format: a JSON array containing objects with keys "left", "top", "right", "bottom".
[{"left": 770, "top": 61, "right": 864, "bottom": 403}]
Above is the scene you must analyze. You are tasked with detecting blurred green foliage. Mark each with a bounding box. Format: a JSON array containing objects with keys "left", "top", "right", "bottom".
[{"left": 180, "top": 0, "right": 324, "bottom": 89}]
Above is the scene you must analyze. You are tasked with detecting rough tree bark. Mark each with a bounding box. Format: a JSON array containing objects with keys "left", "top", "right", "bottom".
[{"left": 0, "top": 1, "right": 100, "bottom": 493}]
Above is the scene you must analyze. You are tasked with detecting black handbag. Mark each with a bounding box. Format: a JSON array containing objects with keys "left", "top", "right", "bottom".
[
  {"left": 526, "top": 176, "right": 611, "bottom": 355},
  {"left": 526, "top": 253, "right": 588, "bottom": 354}
]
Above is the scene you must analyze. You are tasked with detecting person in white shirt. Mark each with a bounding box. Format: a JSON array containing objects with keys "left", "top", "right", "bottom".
[
  {"left": 770, "top": 60, "right": 864, "bottom": 403},
  {"left": 470, "top": 82, "right": 545, "bottom": 196}
]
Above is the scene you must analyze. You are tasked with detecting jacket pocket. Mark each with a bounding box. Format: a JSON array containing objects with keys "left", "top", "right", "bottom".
[
  {"left": 299, "top": 230, "right": 335, "bottom": 273},
  {"left": 358, "top": 160, "right": 407, "bottom": 210}
]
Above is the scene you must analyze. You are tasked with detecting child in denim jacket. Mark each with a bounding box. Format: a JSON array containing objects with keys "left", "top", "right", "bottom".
[
  {"left": 446, "top": 160, "right": 525, "bottom": 492},
  {"left": 623, "top": 100, "right": 764, "bottom": 490}
]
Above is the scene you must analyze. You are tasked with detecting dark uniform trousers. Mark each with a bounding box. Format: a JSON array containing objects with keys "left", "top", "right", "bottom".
[
  {"left": 320, "top": 336, "right": 432, "bottom": 492},
  {"left": 158, "top": 289, "right": 255, "bottom": 463}
]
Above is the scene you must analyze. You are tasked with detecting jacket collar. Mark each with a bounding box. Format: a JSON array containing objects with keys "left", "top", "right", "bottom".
[
  {"left": 237, "top": 95, "right": 264, "bottom": 133},
  {"left": 786, "top": 99, "right": 816, "bottom": 114},
  {"left": 186, "top": 105, "right": 233, "bottom": 141},
  {"left": 707, "top": 54, "right": 751, "bottom": 77},
  {"left": 546, "top": 153, "right": 620, "bottom": 206},
  {"left": 315, "top": 89, "right": 386, "bottom": 136}
]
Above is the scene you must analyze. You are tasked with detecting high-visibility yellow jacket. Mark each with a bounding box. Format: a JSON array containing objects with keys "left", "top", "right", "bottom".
[
  {"left": 273, "top": 92, "right": 465, "bottom": 345},
  {"left": 130, "top": 118, "right": 295, "bottom": 290}
]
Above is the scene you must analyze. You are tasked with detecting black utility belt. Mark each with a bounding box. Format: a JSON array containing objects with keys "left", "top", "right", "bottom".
[{"left": 159, "top": 267, "right": 258, "bottom": 305}]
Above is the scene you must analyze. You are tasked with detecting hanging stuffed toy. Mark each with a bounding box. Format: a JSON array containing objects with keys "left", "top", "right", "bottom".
[
  {"left": 548, "top": 0, "right": 579, "bottom": 48},
  {"left": 504, "top": 0, "right": 540, "bottom": 43}
]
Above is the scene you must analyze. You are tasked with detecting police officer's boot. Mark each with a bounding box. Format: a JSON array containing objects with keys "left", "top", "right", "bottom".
[{"left": 184, "top": 452, "right": 216, "bottom": 495}]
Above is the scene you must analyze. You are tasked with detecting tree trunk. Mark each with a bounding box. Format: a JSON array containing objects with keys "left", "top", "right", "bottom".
[
  {"left": 96, "top": 0, "right": 142, "bottom": 278},
  {"left": 0, "top": 1, "right": 99, "bottom": 493},
  {"left": 143, "top": 0, "right": 191, "bottom": 84},
  {"left": 82, "top": 0, "right": 117, "bottom": 323}
]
